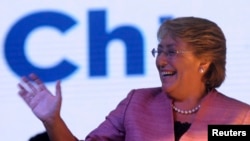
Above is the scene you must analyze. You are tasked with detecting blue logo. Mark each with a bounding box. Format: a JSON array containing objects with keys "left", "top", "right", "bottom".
[{"left": 4, "top": 9, "right": 172, "bottom": 82}]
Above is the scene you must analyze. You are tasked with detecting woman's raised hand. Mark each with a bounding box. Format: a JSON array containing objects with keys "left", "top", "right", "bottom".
[{"left": 18, "top": 73, "right": 62, "bottom": 124}]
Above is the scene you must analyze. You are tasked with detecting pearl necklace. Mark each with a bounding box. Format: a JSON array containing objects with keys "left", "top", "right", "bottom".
[{"left": 171, "top": 104, "right": 201, "bottom": 115}]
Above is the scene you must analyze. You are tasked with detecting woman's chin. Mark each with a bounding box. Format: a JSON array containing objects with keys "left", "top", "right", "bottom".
[
  {"left": 161, "top": 83, "right": 177, "bottom": 96},
  {"left": 161, "top": 84, "right": 171, "bottom": 93}
]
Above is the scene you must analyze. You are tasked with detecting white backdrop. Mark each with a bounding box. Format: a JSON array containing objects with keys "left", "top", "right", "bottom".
[{"left": 1, "top": 1, "right": 250, "bottom": 140}]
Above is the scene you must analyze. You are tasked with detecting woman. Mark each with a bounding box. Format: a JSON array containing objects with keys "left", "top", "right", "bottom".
[{"left": 18, "top": 17, "right": 250, "bottom": 141}]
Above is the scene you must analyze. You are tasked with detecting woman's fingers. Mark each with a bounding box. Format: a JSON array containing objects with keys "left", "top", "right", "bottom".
[
  {"left": 55, "top": 80, "right": 62, "bottom": 99},
  {"left": 29, "top": 73, "right": 47, "bottom": 91},
  {"left": 18, "top": 82, "right": 34, "bottom": 104},
  {"left": 18, "top": 73, "right": 48, "bottom": 105},
  {"left": 21, "top": 76, "right": 38, "bottom": 93},
  {"left": 19, "top": 73, "right": 46, "bottom": 93}
]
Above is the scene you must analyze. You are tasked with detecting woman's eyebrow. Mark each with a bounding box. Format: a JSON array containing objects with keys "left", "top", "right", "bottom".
[
  {"left": 157, "top": 44, "right": 163, "bottom": 48},
  {"left": 157, "top": 43, "right": 175, "bottom": 49},
  {"left": 166, "top": 43, "right": 175, "bottom": 48}
]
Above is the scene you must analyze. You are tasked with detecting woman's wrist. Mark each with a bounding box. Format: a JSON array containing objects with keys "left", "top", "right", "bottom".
[{"left": 42, "top": 115, "right": 62, "bottom": 128}]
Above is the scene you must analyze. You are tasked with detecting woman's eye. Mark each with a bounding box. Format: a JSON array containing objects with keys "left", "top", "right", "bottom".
[
  {"left": 167, "top": 50, "right": 177, "bottom": 56},
  {"left": 156, "top": 49, "right": 163, "bottom": 55},
  {"left": 158, "top": 49, "right": 163, "bottom": 54}
]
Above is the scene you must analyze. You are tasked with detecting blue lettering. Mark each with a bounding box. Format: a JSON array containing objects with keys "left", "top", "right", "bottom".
[
  {"left": 159, "top": 16, "right": 173, "bottom": 23},
  {"left": 4, "top": 10, "right": 167, "bottom": 82},
  {"left": 88, "top": 10, "right": 144, "bottom": 76},
  {"left": 4, "top": 11, "right": 77, "bottom": 82}
]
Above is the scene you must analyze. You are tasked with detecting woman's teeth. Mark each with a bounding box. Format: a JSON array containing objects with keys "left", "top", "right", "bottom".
[{"left": 162, "top": 71, "right": 175, "bottom": 77}]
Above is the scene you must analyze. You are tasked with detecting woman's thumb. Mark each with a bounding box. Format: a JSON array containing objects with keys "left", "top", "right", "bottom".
[{"left": 55, "top": 80, "right": 62, "bottom": 99}]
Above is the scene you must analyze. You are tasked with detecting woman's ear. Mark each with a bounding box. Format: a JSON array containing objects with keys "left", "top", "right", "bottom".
[{"left": 199, "top": 59, "right": 211, "bottom": 74}]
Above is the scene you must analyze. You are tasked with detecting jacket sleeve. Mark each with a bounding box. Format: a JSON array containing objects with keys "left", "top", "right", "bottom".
[{"left": 84, "top": 90, "right": 135, "bottom": 141}]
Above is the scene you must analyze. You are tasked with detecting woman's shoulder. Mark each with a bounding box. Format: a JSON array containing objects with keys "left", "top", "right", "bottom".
[
  {"left": 202, "top": 89, "right": 250, "bottom": 123},
  {"left": 124, "top": 87, "right": 170, "bottom": 105},
  {"left": 128, "top": 87, "right": 163, "bottom": 98},
  {"left": 210, "top": 89, "right": 250, "bottom": 109},
  {"left": 132, "top": 87, "right": 162, "bottom": 93}
]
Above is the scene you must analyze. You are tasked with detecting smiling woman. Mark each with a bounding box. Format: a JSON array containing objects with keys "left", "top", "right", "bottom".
[
  {"left": 155, "top": 17, "right": 226, "bottom": 99},
  {"left": 17, "top": 17, "right": 250, "bottom": 141}
]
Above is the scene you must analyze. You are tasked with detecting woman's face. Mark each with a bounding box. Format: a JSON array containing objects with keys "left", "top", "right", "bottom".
[{"left": 156, "top": 35, "right": 205, "bottom": 100}]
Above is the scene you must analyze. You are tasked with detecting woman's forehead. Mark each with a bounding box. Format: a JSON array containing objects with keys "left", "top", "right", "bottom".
[
  {"left": 157, "top": 43, "right": 175, "bottom": 49},
  {"left": 159, "top": 36, "right": 188, "bottom": 49}
]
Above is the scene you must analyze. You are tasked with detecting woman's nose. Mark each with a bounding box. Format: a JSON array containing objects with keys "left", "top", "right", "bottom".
[{"left": 156, "top": 54, "right": 168, "bottom": 68}]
